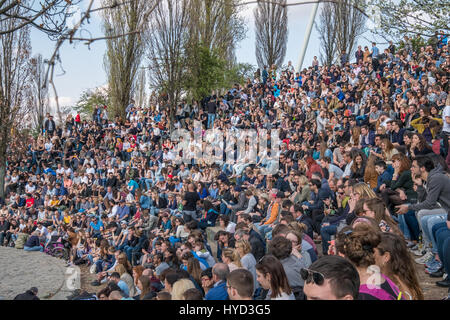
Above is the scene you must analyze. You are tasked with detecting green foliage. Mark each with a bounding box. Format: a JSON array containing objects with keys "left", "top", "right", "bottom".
[
  {"left": 74, "top": 88, "right": 110, "bottom": 117},
  {"left": 368, "top": 0, "right": 450, "bottom": 39},
  {"left": 184, "top": 43, "right": 226, "bottom": 101},
  {"left": 184, "top": 44, "right": 255, "bottom": 101}
]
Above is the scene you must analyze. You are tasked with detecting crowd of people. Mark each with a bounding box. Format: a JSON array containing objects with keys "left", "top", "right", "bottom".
[{"left": 1, "top": 34, "right": 450, "bottom": 300}]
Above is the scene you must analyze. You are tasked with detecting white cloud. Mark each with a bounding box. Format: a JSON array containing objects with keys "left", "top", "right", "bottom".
[{"left": 49, "top": 96, "right": 74, "bottom": 108}]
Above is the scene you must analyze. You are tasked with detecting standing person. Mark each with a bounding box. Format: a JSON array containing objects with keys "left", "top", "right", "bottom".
[
  {"left": 355, "top": 45, "right": 364, "bottom": 64},
  {"left": 256, "top": 255, "right": 295, "bottom": 300},
  {"left": 207, "top": 97, "right": 217, "bottom": 129},
  {"left": 182, "top": 183, "right": 200, "bottom": 222},
  {"left": 226, "top": 269, "right": 255, "bottom": 300},
  {"left": 204, "top": 263, "right": 230, "bottom": 300},
  {"left": 442, "top": 103, "right": 450, "bottom": 155},
  {"left": 44, "top": 115, "right": 56, "bottom": 137}
]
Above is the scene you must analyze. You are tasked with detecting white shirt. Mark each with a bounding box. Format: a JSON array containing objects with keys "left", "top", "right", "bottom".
[{"left": 443, "top": 105, "right": 450, "bottom": 133}]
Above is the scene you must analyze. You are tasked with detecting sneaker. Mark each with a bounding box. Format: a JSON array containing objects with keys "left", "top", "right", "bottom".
[
  {"left": 411, "top": 248, "right": 427, "bottom": 256},
  {"left": 425, "top": 258, "right": 440, "bottom": 269},
  {"left": 415, "top": 251, "right": 434, "bottom": 264},
  {"left": 91, "top": 280, "right": 101, "bottom": 286},
  {"left": 426, "top": 263, "right": 442, "bottom": 274},
  {"left": 406, "top": 241, "right": 416, "bottom": 249},
  {"left": 429, "top": 267, "right": 444, "bottom": 278}
]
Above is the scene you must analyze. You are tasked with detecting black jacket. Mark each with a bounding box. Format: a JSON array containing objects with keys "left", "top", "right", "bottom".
[
  {"left": 44, "top": 119, "right": 56, "bottom": 133},
  {"left": 14, "top": 290, "right": 39, "bottom": 300},
  {"left": 248, "top": 230, "right": 266, "bottom": 261}
]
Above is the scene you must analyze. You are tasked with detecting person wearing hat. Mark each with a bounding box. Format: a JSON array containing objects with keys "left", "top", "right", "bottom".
[{"left": 14, "top": 287, "right": 39, "bottom": 300}]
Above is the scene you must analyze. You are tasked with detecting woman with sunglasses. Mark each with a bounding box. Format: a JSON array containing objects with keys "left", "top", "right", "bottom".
[{"left": 255, "top": 255, "right": 295, "bottom": 300}]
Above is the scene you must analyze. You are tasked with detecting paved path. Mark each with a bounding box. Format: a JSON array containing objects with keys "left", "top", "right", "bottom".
[{"left": 0, "top": 247, "right": 79, "bottom": 300}]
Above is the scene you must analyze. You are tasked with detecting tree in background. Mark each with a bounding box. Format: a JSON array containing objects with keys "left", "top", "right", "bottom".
[
  {"left": 0, "top": 1, "right": 32, "bottom": 199},
  {"left": 30, "top": 54, "right": 50, "bottom": 133},
  {"left": 316, "top": 0, "right": 366, "bottom": 66},
  {"left": 333, "top": 0, "right": 367, "bottom": 60},
  {"left": 134, "top": 69, "right": 147, "bottom": 110},
  {"left": 316, "top": 1, "right": 337, "bottom": 66},
  {"left": 102, "top": 0, "right": 153, "bottom": 119},
  {"left": 146, "top": 0, "right": 190, "bottom": 120},
  {"left": 368, "top": 0, "right": 449, "bottom": 39},
  {"left": 187, "top": 0, "right": 246, "bottom": 63},
  {"left": 74, "top": 87, "right": 110, "bottom": 118},
  {"left": 254, "top": 0, "right": 288, "bottom": 69}
]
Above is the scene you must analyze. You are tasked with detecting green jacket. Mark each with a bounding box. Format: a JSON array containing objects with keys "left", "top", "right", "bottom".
[{"left": 15, "top": 233, "right": 29, "bottom": 249}]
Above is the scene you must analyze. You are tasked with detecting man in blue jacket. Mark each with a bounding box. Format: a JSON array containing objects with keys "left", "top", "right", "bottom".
[
  {"left": 205, "top": 263, "right": 229, "bottom": 300},
  {"left": 374, "top": 160, "right": 393, "bottom": 192}
]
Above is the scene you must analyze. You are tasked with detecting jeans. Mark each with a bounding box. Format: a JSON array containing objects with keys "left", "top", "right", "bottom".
[
  {"left": 434, "top": 226, "right": 450, "bottom": 274},
  {"left": 0, "top": 232, "right": 5, "bottom": 246},
  {"left": 207, "top": 113, "right": 216, "bottom": 129},
  {"left": 320, "top": 224, "right": 338, "bottom": 255},
  {"left": 420, "top": 213, "right": 446, "bottom": 251},
  {"left": 183, "top": 210, "right": 198, "bottom": 223},
  {"left": 219, "top": 203, "right": 231, "bottom": 215},
  {"left": 255, "top": 223, "right": 272, "bottom": 240},
  {"left": 398, "top": 210, "right": 420, "bottom": 241},
  {"left": 24, "top": 245, "right": 44, "bottom": 252},
  {"left": 416, "top": 208, "right": 447, "bottom": 232}
]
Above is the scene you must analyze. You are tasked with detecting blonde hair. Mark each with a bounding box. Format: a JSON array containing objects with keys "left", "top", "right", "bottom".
[
  {"left": 298, "top": 175, "right": 309, "bottom": 187},
  {"left": 114, "top": 263, "right": 128, "bottom": 276},
  {"left": 352, "top": 182, "right": 377, "bottom": 199},
  {"left": 235, "top": 240, "right": 252, "bottom": 256},
  {"left": 171, "top": 278, "right": 195, "bottom": 300}
]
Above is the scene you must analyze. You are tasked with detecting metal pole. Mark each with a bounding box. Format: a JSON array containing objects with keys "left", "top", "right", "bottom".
[{"left": 296, "top": 0, "right": 320, "bottom": 73}]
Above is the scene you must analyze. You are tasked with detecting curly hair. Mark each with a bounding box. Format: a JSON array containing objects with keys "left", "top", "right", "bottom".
[{"left": 341, "top": 224, "right": 381, "bottom": 268}]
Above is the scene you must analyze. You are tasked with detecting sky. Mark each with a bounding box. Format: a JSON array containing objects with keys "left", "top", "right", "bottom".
[{"left": 30, "top": 1, "right": 383, "bottom": 112}]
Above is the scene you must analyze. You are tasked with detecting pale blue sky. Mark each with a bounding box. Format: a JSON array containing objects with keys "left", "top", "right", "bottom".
[{"left": 30, "top": 1, "right": 382, "bottom": 110}]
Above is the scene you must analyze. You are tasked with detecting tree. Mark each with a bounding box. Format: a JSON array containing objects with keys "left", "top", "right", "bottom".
[
  {"left": 134, "top": 69, "right": 147, "bottom": 109},
  {"left": 184, "top": 43, "right": 227, "bottom": 102},
  {"left": 102, "top": 0, "right": 154, "bottom": 119},
  {"left": 187, "top": 0, "right": 247, "bottom": 62},
  {"left": 0, "top": 0, "right": 81, "bottom": 37},
  {"left": 146, "top": 0, "right": 190, "bottom": 120},
  {"left": 30, "top": 54, "right": 50, "bottom": 132},
  {"left": 254, "top": 0, "right": 288, "bottom": 69},
  {"left": 333, "top": 0, "right": 367, "bottom": 59},
  {"left": 368, "top": 0, "right": 449, "bottom": 39},
  {"left": 74, "top": 87, "right": 110, "bottom": 118},
  {"left": 316, "top": 1, "right": 337, "bottom": 66},
  {"left": 0, "top": 1, "right": 32, "bottom": 199}
]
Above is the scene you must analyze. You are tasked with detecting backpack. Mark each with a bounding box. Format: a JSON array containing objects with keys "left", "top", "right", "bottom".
[{"left": 359, "top": 273, "right": 404, "bottom": 300}]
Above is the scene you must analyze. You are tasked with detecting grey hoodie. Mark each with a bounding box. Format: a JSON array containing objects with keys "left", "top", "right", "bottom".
[{"left": 409, "top": 165, "right": 450, "bottom": 219}]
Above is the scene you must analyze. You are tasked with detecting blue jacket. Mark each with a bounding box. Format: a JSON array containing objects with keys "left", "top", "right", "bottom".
[
  {"left": 140, "top": 195, "right": 151, "bottom": 210},
  {"left": 205, "top": 281, "right": 229, "bottom": 300},
  {"left": 376, "top": 170, "right": 393, "bottom": 192},
  {"left": 361, "top": 131, "right": 375, "bottom": 148}
]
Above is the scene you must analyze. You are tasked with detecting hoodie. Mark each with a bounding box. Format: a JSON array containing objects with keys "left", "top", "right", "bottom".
[{"left": 408, "top": 165, "right": 450, "bottom": 219}]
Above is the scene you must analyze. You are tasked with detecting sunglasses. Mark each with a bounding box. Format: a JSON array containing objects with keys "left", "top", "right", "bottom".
[{"left": 300, "top": 268, "right": 325, "bottom": 286}]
